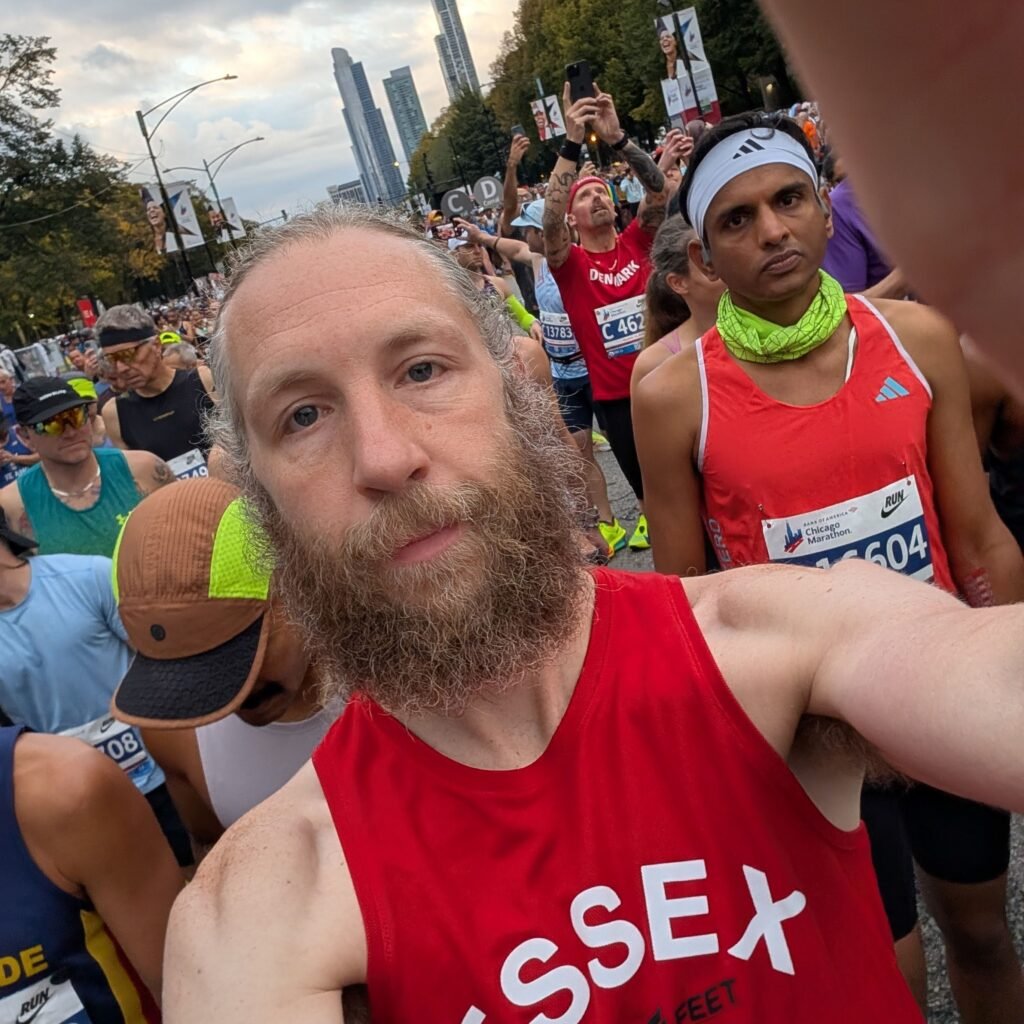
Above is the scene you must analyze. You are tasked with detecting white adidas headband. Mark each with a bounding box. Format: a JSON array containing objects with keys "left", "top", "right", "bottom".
[{"left": 686, "top": 127, "right": 819, "bottom": 244}]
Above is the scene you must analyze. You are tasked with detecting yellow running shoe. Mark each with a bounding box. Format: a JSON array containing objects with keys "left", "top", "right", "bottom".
[
  {"left": 592, "top": 431, "right": 611, "bottom": 452},
  {"left": 628, "top": 514, "right": 651, "bottom": 550},
  {"left": 598, "top": 518, "right": 627, "bottom": 557}
]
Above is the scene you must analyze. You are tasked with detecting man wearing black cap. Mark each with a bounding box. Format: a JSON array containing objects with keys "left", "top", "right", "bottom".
[
  {"left": 96, "top": 304, "right": 216, "bottom": 479},
  {"left": 110, "top": 479, "right": 337, "bottom": 856},
  {"left": 0, "top": 377, "right": 175, "bottom": 557}
]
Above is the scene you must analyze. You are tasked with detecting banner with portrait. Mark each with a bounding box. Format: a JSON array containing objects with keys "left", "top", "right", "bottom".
[
  {"left": 655, "top": 9, "right": 722, "bottom": 125},
  {"left": 530, "top": 96, "right": 566, "bottom": 142},
  {"left": 212, "top": 197, "right": 246, "bottom": 242},
  {"left": 139, "top": 183, "right": 205, "bottom": 254}
]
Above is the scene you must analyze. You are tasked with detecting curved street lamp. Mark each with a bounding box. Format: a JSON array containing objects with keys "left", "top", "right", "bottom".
[
  {"left": 135, "top": 75, "right": 237, "bottom": 288},
  {"left": 164, "top": 136, "right": 265, "bottom": 248}
]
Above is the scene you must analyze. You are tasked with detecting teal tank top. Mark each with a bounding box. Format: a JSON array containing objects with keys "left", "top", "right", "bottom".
[{"left": 18, "top": 449, "right": 142, "bottom": 558}]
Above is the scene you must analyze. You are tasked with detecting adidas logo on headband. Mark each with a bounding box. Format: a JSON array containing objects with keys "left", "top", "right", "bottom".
[{"left": 733, "top": 139, "right": 766, "bottom": 159}]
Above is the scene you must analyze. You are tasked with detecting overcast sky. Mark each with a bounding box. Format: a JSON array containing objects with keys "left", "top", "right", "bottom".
[{"left": 21, "top": 1, "right": 508, "bottom": 223}]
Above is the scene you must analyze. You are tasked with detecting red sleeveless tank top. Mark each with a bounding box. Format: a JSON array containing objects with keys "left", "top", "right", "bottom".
[
  {"left": 696, "top": 295, "right": 955, "bottom": 592},
  {"left": 313, "top": 568, "right": 921, "bottom": 1023}
]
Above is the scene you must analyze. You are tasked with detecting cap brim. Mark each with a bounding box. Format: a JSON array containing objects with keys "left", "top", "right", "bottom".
[
  {"left": 17, "top": 394, "right": 90, "bottom": 425},
  {"left": 510, "top": 216, "right": 536, "bottom": 228},
  {"left": 112, "top": 614, "right": 270, "bottom": 729}
]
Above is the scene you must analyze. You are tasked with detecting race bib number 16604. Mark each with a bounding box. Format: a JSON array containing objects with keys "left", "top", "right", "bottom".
[{"left": 761, "top": 476, "right": 934, "bottom": 583}]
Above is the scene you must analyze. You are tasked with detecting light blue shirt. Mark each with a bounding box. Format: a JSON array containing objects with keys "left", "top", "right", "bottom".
[
  {"left": 622, "top": 175, "right": 645, "bottom": 204},
  {"left": 0, "top": 554, "right": 163, "bottom": 793}
]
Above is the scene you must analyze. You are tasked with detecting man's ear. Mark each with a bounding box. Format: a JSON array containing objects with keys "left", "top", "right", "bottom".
[
  {"left": 688, "top": 237, "right": 719, "bottom": 282},
  {"left": 818, "top": 186, "right": 834, "bottom": 239},
  {"left": 15, "top": 426, "right": 37, "bottom": 454}
]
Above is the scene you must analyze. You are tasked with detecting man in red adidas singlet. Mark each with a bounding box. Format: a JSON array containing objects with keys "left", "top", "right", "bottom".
[
  {"left": 164, "top": 204, "right": 1024, "bottom": 1024},
  {"left": 633, "top": 114, "right": 1024, "bottom": 1022}
]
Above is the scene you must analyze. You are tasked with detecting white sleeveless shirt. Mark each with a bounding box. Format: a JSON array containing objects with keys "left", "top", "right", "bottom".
[{"left": 196, "top": 704, "right": 340, "bottom": 828}]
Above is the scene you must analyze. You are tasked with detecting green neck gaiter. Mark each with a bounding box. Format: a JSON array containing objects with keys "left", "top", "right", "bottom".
[{"left": 717, "top": 270, "right": 846, "bottom": 364}]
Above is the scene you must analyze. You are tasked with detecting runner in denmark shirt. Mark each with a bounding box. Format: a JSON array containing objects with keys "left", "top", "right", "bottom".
[{"left": 551, "top": 219, "right": 654, "bottom": 402}]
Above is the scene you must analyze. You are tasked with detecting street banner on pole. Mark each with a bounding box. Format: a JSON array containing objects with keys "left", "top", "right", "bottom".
[
  {"left": 674, "top": 7, "right": 721, "bottom": 122},
  {"left": 140, "top": 185, "right": 168, "bottom": 254},
  {"left": 140, "top": 183, "right": 205, "bottom": 252},
  {"left": 655, "top": 10, "right": 721, "bottom": 125},
  {"left": 215, "top": 197, "right": 246, "bottom": 241},
  {"left": 530, "top": 96, "right": 567, "bottom": 142}
]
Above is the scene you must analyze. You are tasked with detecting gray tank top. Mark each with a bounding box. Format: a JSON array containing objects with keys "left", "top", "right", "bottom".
[{"left": 196, "top": 704, "right": 340, "bottom": 827}]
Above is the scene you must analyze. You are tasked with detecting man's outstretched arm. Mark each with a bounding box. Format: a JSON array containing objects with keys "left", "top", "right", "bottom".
[
  {"left": 542, "top": 83, "right": 598, "bottom": 270},
  {"left": 499, "top": 135, "right": 530, "bottom": 238},
  {"left": 715, "top": 558, "right": 1024, "bottom": 812}
]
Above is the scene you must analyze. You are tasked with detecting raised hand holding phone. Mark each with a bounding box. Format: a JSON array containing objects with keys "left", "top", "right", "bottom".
[{"left": 561, "top": 81, "right": 599, "bottom": 145}]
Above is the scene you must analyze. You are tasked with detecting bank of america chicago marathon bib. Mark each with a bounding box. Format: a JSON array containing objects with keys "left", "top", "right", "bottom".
[
  {"left": 762, "top": 475, "right": 935, "bottom": 581},
  {"left": 541, "top": 311, "right": 584, "bottom": 366},
  {"left": 60, "top": 716, "right": 157, "bottom": 792},
  {"left": 0, "top": 970, "right": 91, "bottom": 1023},
  {"left": 594, "top": 294, "right": 645, "bottom": 359},
  {"left": 166, "top": 448, "right": 207, "bottom": 480}
]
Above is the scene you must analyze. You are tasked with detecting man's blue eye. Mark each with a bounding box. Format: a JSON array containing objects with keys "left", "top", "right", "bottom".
[
  {"left": 408, "top": 363, "right": 434, "bottom": 383},
  {"left": 292, "top": 406, "right": 319, "bottom": 428}
]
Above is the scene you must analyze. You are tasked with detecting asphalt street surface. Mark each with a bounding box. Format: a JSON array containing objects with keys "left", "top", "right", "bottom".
[{"left": 595, "top": 447, "right": 1024, "bottom": 1023}]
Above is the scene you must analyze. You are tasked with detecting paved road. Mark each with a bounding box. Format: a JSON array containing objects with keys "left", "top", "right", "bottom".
[{"left": 595, "top": 447, "right": 1024, "bottom": 1023}]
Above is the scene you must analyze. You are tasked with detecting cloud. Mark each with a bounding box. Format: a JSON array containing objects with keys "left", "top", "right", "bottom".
[
  {"left": 14, "top": 1, "right": 510, "bottom": 219},
  {"left": 81, "top": 43, "right": 138, "bottom": 71}
]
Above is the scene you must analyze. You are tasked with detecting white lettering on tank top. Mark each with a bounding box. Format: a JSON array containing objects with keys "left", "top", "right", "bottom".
[
  {"left": 460, "top": 858, "right": 807, "bottom": 1022},
  {"left": 588, "top": 259, "right": 640, "bottom": 289}
]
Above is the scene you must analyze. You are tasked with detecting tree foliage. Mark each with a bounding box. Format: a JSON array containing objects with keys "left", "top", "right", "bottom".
[
  {"left": 409, "top": 0, "right": 798, "bottom": 203},
  {"left": 0, "top": 35, "right": 176, "bottom": 344}
]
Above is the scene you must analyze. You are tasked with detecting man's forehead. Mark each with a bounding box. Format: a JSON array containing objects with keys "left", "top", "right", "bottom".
[
  {"left": 707, "top": 163, "right": 814, "bottom": 217},
  {"left": 224, "top": 230, "right": 473, "bottom": 373}
]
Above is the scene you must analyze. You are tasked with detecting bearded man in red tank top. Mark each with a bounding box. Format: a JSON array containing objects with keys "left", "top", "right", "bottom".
[
  {"left": 633, "top": 113, "right": 1024, "bottom": 1022},
  {"left": 164, "top": 202, "right": 1024, "bottom": 1024}
]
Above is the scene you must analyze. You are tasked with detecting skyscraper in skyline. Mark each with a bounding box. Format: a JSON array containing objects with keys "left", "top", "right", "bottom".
[
  {"left": 331, "top": 47, "right": 405, "bottom": 204},
  {"left": 432, "top": 0, "right": 479, "bottom": 102},
  {"left": 383, "top": 66, "right": 428, "bottom": 163}
]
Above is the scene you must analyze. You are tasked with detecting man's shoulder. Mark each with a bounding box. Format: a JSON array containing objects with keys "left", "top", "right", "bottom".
[
  {"left": 634, "top": 339, "right": 702, "bottom": 408},
  {"left": 187, "top": 763, "right": 353, "bottom": 921},
  {"left": 549, "top": 242, "right": 585, "bottom": 278},
  {"left": 168, "top": 762, "right": 365, "bottom": 994},
  {"left": 865, "top": 298, "right": 959, "bottom": 356}
]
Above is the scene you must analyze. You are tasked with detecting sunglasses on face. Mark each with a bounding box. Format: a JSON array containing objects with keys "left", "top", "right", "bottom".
[
  {"left": 104, "top": 339, "right": 154, "bottom": 366},
  {"left": 30, "top": 405, "right": 88, "bottom": 437}
]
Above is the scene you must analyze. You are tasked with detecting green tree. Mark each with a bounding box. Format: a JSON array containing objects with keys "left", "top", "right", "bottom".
[{"left": 0, "top": 35, "right": 167, "bottom": 343}]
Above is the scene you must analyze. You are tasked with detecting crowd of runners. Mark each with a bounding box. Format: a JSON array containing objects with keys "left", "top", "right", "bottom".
[{"left": 2, "top": 27, "right": 1024, "bottom": 1024}]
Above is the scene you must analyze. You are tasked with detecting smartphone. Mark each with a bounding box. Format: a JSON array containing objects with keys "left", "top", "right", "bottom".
[
  {"left": 511, "top": 124, "right": 526, "bottom": 137},
  {"left": 566, "top": 60, "right": 595, "bottom": 104}
]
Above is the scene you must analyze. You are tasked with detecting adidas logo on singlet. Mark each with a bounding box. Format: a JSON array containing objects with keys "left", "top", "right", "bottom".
[{"left": 875, "top": 376, "right": 910, "bottom": 403}]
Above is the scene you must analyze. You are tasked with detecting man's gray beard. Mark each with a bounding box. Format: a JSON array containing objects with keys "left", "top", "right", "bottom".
[{"left": 243, "top": 370, "right": 591, "bottom": 717}]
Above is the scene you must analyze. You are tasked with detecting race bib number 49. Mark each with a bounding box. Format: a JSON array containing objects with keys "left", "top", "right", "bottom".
[
  {"left": 762, "top": 476, "right": 934, "bottom": 582},
  {"left": 595, "top": 296, "right": 644, "bottom": 359}
]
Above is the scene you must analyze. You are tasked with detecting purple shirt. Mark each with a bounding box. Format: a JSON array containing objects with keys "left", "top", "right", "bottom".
[{"left": 822, "top": 180, "right": 891, "bottom": 292}]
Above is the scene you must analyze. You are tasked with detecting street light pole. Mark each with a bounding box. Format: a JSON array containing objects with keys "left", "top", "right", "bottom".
[
  {"left": 135, "top": 74, "right": 237, "bottom": 294},
  {"left": 136, "top": 110, "right": 192, "bottom": 292}
]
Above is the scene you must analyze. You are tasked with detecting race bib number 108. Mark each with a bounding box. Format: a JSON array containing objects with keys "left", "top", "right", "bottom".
[{"left": 761, "top": 476, "right": 934, "bottom": 582}]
